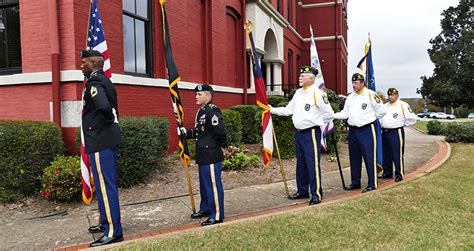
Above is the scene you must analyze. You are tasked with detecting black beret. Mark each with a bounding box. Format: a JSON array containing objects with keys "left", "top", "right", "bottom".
[
  {"left": 352, "top": 73, "right": 365, "bottom": 82},
  {"left": 299, "top": 65, "right": 318, "bottom": 76},
  {"left": 80, "top": 50, "right": 104, "bottom": 58},
  {"left": 194, "top": 84, "right": 213, "bottom": 93},
  {"left": 387, "top": 88, "right": 399, "bottom": 96}
]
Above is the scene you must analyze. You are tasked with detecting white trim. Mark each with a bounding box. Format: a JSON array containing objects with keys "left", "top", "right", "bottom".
[
  {"left": 297, "top": 1, "right": 343, "bottom": 9},
  {"left": 255, "top": 0, "right": 289, "bottom": 27},
  {"left": 0, "top": 70, "right": 256, "bottom": 94},
  {"left": 303, "top": 35, "right": 348, "bottom": 52}
]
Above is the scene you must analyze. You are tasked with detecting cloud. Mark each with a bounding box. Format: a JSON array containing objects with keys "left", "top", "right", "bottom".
[{"left": 347, "top": 0, "right": 459, "bottom": 98}]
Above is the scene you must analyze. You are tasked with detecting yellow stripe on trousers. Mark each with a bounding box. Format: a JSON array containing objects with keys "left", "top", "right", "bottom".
[
  {"left": 370, "top": 124, "right": 378, "bottom": 188},
  {"left": 311, "top": 129, "right": 321, "bottom": 200},
  {"left": 210, "top": 164, "right": 220, "bottom": 221},
  {"left": 95, "top": 152, "right": 114, "bottom": 237},
  {"left": 398, "top": 128, "right": 404, "bottom": 176}
]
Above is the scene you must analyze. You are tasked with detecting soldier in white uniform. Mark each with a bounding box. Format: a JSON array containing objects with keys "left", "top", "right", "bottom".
[
  {"left": 334, "top": 73, "right": 386, "bottom": 193},
  {"left": 270, "top": 66, "right": 334, "bottom": 205},
  {"left": 380, "top": 88, "right": 418, "bottom": 182}
]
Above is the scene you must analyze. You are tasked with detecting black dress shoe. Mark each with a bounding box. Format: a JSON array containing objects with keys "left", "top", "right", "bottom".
[
  {"left": 344, "top": 184, "right": 361, "bottom": 190},
  {"left": 88, "top": 224, "right": 104, "bottom": 234},
  {"left": 89, "top": 235, "right": 124, "bottom": 247},
  {"left": 395, "top": 176, "right": 403, "bottom": 182},
  {"left": 308, "top": 198, "right": 321, "bottom": 206},
  {"left": 201, "top": 218, "right": 223, "bottom": 226},
  {"left": 288, "top": 192, "right": 309, "bottom": 200},
  {"left": 362, "top": 187, "right": 376, "bottom": 193},
  {"left": 191, "top": 211, "right": 210, "bottom": 219}
]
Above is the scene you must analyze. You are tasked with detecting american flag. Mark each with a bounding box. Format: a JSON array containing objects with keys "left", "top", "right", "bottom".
[
  {"left": 86, "top": 0, "right": 111, "bottom": 77},
  {"left": 81, "top": 0, "right": 110, "bottom": 205}
]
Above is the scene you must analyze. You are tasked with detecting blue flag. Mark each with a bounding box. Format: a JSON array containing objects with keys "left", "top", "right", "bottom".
[{"left": 358, "top": 39, "right": 383, "bottom": 169}]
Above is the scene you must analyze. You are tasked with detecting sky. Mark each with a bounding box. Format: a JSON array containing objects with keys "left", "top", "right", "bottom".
[{"left": 347, "top": 0, "right": 460, "bottom": 98}]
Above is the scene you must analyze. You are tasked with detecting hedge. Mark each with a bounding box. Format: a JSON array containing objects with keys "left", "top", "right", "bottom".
[
  {"left": 444, "top": 123, "right": 474, "bottom": 143},
  {"left": 0, "top": 121, "right": 64, "bottom": 202},
  {"left": 427, "top": 120, "right": 445, "bottom": 135},
  {"left": 272, "top": 100, "right": 296, "bottom": 159},
  {"left": 117, "top": 117, "right": 169, "bottom": 188},
  {"left": 230, "top": 105, "right": 261, "bottom": 144},
  {"left": 221, "top": 109, "right": 242, "bottom": 147}
]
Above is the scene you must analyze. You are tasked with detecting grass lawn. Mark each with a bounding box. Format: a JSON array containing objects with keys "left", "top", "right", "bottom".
[
  {"left": 118, "top": 144, "right": 474, "bottom": 250},
  {"left": 413, "top": 121, "right": 428, "bottom": 133}
]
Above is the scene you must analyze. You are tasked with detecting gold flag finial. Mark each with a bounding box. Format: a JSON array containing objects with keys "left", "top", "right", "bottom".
[{"left": 245, "top": 20, "right": 253, "bottom": 32}]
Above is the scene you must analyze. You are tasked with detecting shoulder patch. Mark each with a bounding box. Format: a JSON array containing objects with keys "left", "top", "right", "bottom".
[
  {"left": 208, "top": 103, "right": 218, "bottom": 109},
  {"left": 374, "top": 94, "right": 381, "bottom": 103},
  {"left": 211, "top": 114, "right": 219, "bottom": 126},
  {"left": 90, "top": 86, "right": 98, "bottom": 97},
  {"left": 323, "top": 95, "right": 329, "bottom": 104}
]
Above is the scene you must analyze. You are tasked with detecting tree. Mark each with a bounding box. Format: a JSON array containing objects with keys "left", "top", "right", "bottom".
[{"left": 418, "top": 0, "right": 473, "bottom": 108}]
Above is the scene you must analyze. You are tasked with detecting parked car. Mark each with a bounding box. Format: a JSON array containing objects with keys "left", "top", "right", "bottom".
[
  {"left": 468, "top": 113, "right": 474, "bottom": 119},
  {"left": 417, "top": 112, "right": 435, "bottom": 118},
  {"left": 429, "top": 112, "right": 455, "bottom": 120}
]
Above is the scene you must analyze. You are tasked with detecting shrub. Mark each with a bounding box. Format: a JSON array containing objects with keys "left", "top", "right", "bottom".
[
  {"left": 0, "top": 121, "right": 64, "bottom": 202},
  {"left": 267, "top": 96, "right": 288, "bottom": 107},
  {"left": 230, "top": 105, "right": 261, "bottom": 144},
  {"left": 271, "top": 100, "right": 296, "bottom": 159},
  {"left": 41, "top": 156, "right": 81, "bottom": 202},
  {"left": 117, "top": 117, "right": 169, "bottom": 188},
  {"left": 427, "top": 120, "right": 445, "bottom": 135},
  {"left": 444, "top": 123, "right": 474, "bottom": 143},
  {"left": 221, "top": 109, "right": 242, "bottom": 147},
  {"left": 324, "top": 90, "right": 344, "bottom": 154},
  {"left": 222, "top": 146, "right": 260, "bottom": 171}
]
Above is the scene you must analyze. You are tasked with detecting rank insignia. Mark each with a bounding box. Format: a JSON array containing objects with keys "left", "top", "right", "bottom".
[
  {"left": 408, "top": 107, "right": 413, "bottom": 113},
  {"left": 201, "top": 126, "right": 205, "bottom": 132},
  {"left": 305, "top": 104, "right": 310, "bottom": 111},
  {"left": 211, "top": 114, "right": 219, "bottom": 126},
  {"left": 393, "top": 113, "right": 398, "bottom": 119},
  {"left": 362, "top": 103, "right": 367, "bottom": 110},
  {"left": 323, "top": 95, "right": 329, "bottom": 104},
  {"left": 90, "top": 86, "right": 98, "bottom": 97},
  {"left": 374, "top": 95, "right": 381, "bottom": 103}
]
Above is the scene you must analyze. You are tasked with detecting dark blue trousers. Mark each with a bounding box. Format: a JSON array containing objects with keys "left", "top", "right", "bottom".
[
  {"left": 89, "top": 146, "right": 122, "bottom": 238},
  {"left": 198, "top": 162, "right": 224, "bottom": 221},
  {"left": 348, "top": 123, "right": 378, "bottom": 189},
  {"left": 295, "top": 127, "right": 323, "bottom": 200},
  {"left": 382, "top": 128, "right": 405, "bottom": 179}
]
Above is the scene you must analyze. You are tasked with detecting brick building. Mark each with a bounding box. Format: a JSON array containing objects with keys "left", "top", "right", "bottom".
[{"left": 0, "top": 0, "right": 348, "bottom": 153}]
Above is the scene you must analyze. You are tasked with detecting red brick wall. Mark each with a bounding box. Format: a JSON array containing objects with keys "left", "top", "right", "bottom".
[{"left": 0, "top": 84, "right": 51, "bottom": 120}]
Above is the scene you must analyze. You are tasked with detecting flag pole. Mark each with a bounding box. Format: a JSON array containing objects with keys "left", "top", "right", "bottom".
[
  {"left": 331, "top": 129, "right": 347, "bottom": 189},
  {"left": 272, "top": 127, "right": 290, "bottom": 197},
  {"left": 183, "top": 163, "right": 196, "bottom": 213}
]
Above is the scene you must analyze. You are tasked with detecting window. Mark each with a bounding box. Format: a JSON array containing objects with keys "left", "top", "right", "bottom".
[
  {"left": 287, "top": 0, "right": 292, "bottom": 25},
  {"left": 0, "top": 0, "right": 21, "bottom": 75},
  {"left": 287, "top": 49, "right": 293, "bottom": 90},
  {"left": 123, "top": 0, "right": 152, "bottom": 76},
  {"left": 277, "top": 0, "right": 282, "bottom": 14},
  {"left": 225, "top": 7, "right": 243, "bottom": 88}
]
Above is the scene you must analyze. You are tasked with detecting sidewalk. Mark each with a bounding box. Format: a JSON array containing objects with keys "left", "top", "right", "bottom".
[{"left": 0, "top": 128, "right": 448, "bottom": 250}]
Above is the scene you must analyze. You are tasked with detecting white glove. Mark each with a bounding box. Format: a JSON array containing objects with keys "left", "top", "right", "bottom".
[
  {"left": 177, "top": 126, "right": 186, "bottom": 136},
  {"left": 268, "top": 104, "right": 274, "bottom": 113}
]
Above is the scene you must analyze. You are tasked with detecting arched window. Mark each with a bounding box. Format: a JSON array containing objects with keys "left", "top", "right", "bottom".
[
  {"left": 225, "top": 6, "right": 243, "bottom": 87},
  {"left": 287, "top": 49, "right": 293, "bottom": 91}
]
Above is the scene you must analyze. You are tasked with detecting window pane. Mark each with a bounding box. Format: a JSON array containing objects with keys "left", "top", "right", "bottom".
[
  {"left": 135, "top": 20, "right": 146, "bottom": 74},
  {"left": 123, "top": 15, "right": 135, "bottom": 73},
  {"left": 6, "top": 5, "right": 20, "bottom": 67},
  {"left": 122, "top": 0, "right": 134, "bottom": 13},
  {"left": 136, "top": 0, "right": 148, "bottom": 18},
  {"left": 0, "top": 9, "right": 6, "bottom": 68}
]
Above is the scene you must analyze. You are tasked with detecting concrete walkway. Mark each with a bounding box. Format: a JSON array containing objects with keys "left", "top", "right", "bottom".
[{"left": 0, "top": 128, "right": 448, "bottom": 250}]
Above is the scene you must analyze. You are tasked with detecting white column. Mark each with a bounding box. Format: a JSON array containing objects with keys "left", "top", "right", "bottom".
[
  {"left": 272, "top": 63, "right": 283, "bottom": 95},
  {"left": 265, "top": 63, "right": 272, "bottom": 92},
  {"left": 249, "top": 55, "right": 255, "bottom": 90}
]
